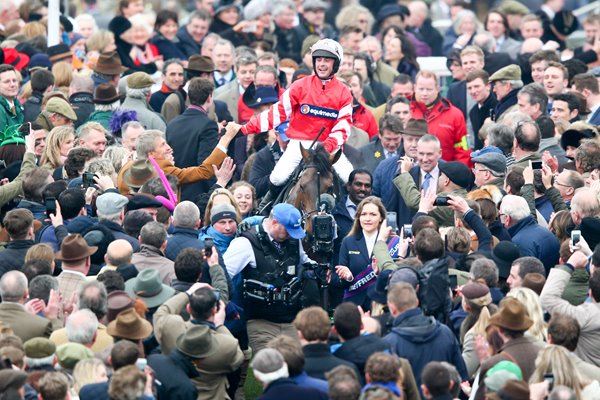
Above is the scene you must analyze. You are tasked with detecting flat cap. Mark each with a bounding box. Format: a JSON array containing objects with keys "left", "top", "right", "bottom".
[
  {"left": 472, "top": 152, "right": 507, "bottom": 175},
  {"left": 303, "top": 0, "right": 329, "bottom": 11},
  {"left": 438, "top": 161, "right": 473, "bottom": 189},
  {"left": 55, "top": 343, "right": 94, "bottom": 370},
  {"left": 127, "top": 72, "right": 155, "bottom": 89},
  {"left": 489, "top": 64, "right": 521, "bottom": 82},
  {"left": 23, "top": 337, "right": 56, "bottom": 358},
  {"left": 96, "top": 192, "right": 129, "bottom": 215},
  {"left": 461, "top": 282, "right": 490, "bottom": 300},
  {"left": 46, "top": 97, "right": 77, "bottom": 121},
  {"left": 498, "top": 0, "right": 529, "bottom": 15}
]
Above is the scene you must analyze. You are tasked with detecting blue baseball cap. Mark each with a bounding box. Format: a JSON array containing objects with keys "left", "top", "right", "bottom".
[
  {"left": 276, "top": 121, "right": 290, "bottom": 142},
  {"left": 272, "top": 203, "right": 305, "bottom": 239},
  {"left": 470, "top": 146, "right": 504, "bottom": 159}
]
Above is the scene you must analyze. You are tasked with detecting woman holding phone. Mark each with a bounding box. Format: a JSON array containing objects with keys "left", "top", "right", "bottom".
[{"left": 334, "top": 196, "right": 391, "bottom": 310}]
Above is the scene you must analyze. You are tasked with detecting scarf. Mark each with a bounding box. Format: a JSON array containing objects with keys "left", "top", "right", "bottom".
[{"left": 205, "top": 225, "right": 235, "bottom": 255}]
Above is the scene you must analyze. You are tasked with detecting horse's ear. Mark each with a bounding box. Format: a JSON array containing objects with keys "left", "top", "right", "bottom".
[
  {"left": 330, "top": 148, "right": 342, "bottom": 165},
  {"left": 300, "top": 143, "right": 310, "bottom": 162}
]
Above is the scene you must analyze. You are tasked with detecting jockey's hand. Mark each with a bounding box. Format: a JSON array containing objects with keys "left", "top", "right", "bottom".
[{"left": 220, "top": 122, "right": 242, "bottom": 145}]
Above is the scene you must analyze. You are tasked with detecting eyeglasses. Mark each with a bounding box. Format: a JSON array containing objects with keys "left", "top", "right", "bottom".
[
  {"left": 554, "top": 181, "right": 572, "bottom": 188},
  {"left": 471, "top": 168, "right": 489, "bottom": 173}
]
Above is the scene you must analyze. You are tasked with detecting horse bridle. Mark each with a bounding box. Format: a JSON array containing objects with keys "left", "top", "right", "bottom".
[{"left": 295, "top": 165, "right": 334, "bottom": 224}]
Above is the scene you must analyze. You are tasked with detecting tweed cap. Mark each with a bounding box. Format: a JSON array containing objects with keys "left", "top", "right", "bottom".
[
  {"left": 96, "top": 192, "right": 129, "bottom": 215},
  {"left": 127, "top": 72, "right": 155, "bottom": 89},
  {"left": 23, "top": 337, "right": 56, "bottom": 359},
  {"left": 45, "top": 97, "right": 77, "bottom": 121},
  {"left": 489, "top": 64, "right": 521, "bottom": 82}
]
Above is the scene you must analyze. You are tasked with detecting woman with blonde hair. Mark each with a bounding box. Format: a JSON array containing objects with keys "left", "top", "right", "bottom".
[
  {"left": 86, "top": 30, "right": 117, "bottom": 53},
  {"left": 335, "top": 4, "right": 374, "bottom": 34},
  {"left": 460, "top": 282, "right": 498, "bottom": 378},
  {"left": 25, "top": 244, "right": 56, "bottom": 273},
  {"left": 506, "top": 287, "right": 547, "bottom": 343},
  {"left": 51, "top": 62, "right": 73, "bottom": 97},
  {"left": 103, "top": 145, "right": 130, "bottom": 174},
  {"left": 530, "top": 345, "right": 590, "bottom": 399},
  {"left": 40, "top": 126, "right": 75, "bottom": 170},
  {"left": 72, "top": 358, "right": 109, "bottom": 395}
]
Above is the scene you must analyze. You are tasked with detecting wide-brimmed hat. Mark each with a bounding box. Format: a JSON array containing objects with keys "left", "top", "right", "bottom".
[
  {"left": 376, "top": 4, "right": 409, "bottom": 26},
  {"left": 176, "top": 325, "right": 220, "bottom": 359},
  {"left": 106, "top": 308, "right": 153, "bottom": 340},
  {"left": 93, "top": 51, "right": 127, "bottom": 75},
  {"left": 122, "top": 159, "right": 157, "bottom": 190},
  {"left": 489, "top": 297, "right": 532, "bottom": 332},
  {"left": 94, "top": 83, "right": 120, "bottom": 104},
  {"left": 187, "top": 55, "right": 215, "bottom": 73},
  {"left": 47, "top": 43, "right": 72, "bottom": 64},
  {"left": 125, "top": 269, "right": 175, "bottom": 308},
  {"left": 55, "top": 234, "right": 98, "bottom": 262},
  {"left": 243, "top": 84, "right": 279, "bottom": 108},
  {"left": 400, "top": 119, "right": 429, "bottom": 137}
]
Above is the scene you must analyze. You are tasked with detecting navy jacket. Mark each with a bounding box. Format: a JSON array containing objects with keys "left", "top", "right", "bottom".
[
  {"left": 338, "top": 232, "right": 376, "bottom": 310},
  {"left": 165, "top": 227, "right": 204, "bottom": 261},
  {"left": 0, "top": 240, "right": 35, "bottom": 278},
  {"left": 373, "top": 160, "right": 419, "bottom": 227},
  {"left": 175, "top": 26, "right": 201, "bottom": 59},
  {"left": 332, "top": 195, "right": 354, "bottom": 264},
  {"left": 258, "top": 378, "right": 328, "bottom": 400},
  {"left": 148, "top": 350, "right": 200, "bottom": 400},
  {"left": 166, "top": 107, "right": 219, "bottom": 202},
  {"left": 469, "top": 93, "right": 497, "bottom": 150},
  {"left": 447, "top": 80, "right": 467, "bottom": 118},
  {"left": 70, "top": 92, "right": 94, "bottom": 129},
  {"left": 150, "top": 32, "right": 187, "bottom": 61},
  {"left": 333, "top": 334, "right": 391, "bottom": 376},
  {"left": 589, "top": 106, "right": 600, "bottom": 126},
  {"left": 384, "top": 307, "right": 468, "bottom": 392},
  {"left": 303, "top": 343, "right": 360, "bottom": 381},
  {"left": 493, "top": 88, "right": 519, "bottom": 122},
  {"left": 508, "top": 215, "right": 560, "bottom": 274},
  {"left": 98, "top": 220, "right": 140, "bottom": 252},
  {"left": 79, "top": 381, "right": 109, "bottom": 400}
]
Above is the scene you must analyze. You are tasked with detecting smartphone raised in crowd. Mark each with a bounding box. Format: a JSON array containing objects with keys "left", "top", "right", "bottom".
[
  {"left": 386, "top": 212, "right": 398, "bottom": 234},
  {"left": 45, "top": 197, "right": 56, "bottom": 218}
]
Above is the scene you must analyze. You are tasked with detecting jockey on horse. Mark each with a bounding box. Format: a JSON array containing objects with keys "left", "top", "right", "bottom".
[{"left": 228, "top": 38, "right": 354, "bottom": 209}]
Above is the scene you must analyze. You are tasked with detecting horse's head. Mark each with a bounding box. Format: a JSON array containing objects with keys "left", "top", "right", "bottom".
[{"left": 287, "top": 143, "right": 341, "bottom": 236}]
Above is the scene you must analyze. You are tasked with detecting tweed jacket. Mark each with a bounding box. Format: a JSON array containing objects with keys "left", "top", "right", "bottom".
[{"left": 0, "top": 302, "right": 61, "bottom": 342}]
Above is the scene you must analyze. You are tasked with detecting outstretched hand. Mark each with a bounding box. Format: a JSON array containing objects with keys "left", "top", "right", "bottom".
[{"left": 213, "top": 157, "right": 236, "bottom": 187}]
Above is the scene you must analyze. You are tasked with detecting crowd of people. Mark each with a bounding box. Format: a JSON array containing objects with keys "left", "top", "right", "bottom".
[{"left": 0, "top": 0, "right": 599, "bottom": 399}]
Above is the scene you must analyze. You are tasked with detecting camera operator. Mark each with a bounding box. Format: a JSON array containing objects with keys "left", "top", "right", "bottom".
[{"left": 224, "top": 203, "right": 320, "bottom": 354}]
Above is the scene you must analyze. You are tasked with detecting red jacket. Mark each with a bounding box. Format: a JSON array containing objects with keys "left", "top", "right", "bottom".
[
  {"left": 411, "top": 97, "right": 471, "bottom": 166},
  {"left": 241, "top": 75, "right": 353, "bottom": 152},
  {"left": 353, "top": 103, "right": 378, "bottom": 139}
]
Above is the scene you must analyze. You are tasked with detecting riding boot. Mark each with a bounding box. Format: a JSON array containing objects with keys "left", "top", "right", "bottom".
[{"left": 258, "top": 183, "right": 283, "bottom": 214}]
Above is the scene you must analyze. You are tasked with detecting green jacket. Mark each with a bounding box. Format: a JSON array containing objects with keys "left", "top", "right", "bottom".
[
  {"left": 511, "top": 152, "right": 542, "bottom": 170},
  {"left": 374, "top": 59, "right": 399, "bottom": 87},
  {"left": 562, "top": 268, "right": 589, "bottom": 306},
  {"left": 0, "top": 152, "right": 36, "bottom": 208},
  {"left": 393, "top": 173, "right": 467, "bottom": 227},
  {"left": 0, "top": 96, "right": 23, "bottom": 139}
]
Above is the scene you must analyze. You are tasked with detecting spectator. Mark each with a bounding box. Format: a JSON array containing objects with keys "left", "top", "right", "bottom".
[
  {"left": 149, "top": 59, "right": 185, "bottom": 113},
  {"left": 421, "top": 361, "right": 454, "bottom": 400},
  {"left": 489, "top": 65, "right": 523, "bottom": 123},
  {"left": 55, "top": 234, "right": 95, "bottom": 302},
  {"left": 29, "top": 275, "right": 59, "bottom": 305},
  {"left": 97, "top": 239, "right": 137, "bottom": 281},
  {"left": 267, "top": 335, "right": 328, "bottom": 395},
  {"left": 294, "top": 306, "right": 360, "bottom": 380},
  {"left": 108, "top": 365, "right": 153, "bottom": 400},
  {"left": 86, "top": 83, "right": 120, "bottom": 130},
  {"left": 467, "top": 69, "right": 498, "bottom": 150},
  {"left": 476, "top": 297, "right": 543, "bottom": 396},
  {"left": 363, "top": 352, "right": 403, "bottom": 398},
  {"left": 411, "top": 71, "right": 470, "bottom": 164},
  {"left": 251, "top": 348, "right": 328, "bottom": 400},
  {"left": 507, "top": 256, "right": 546, "bottom": 289},
  {"left": 95, "top": 192, "right": 140, "bottom": 251},
  {"left": 118, "top": 72, "right": 166, "bottom": 131},
  {"left": 359, "top": 114, "right": 403, "bottom": 174},
  {"left": 326, "top": 365, "right": 362, "bottom": 400},
  {"left": 72, "top": 358, "right": 108, "bottom": 396},
  {"left": 511, "top": 120, "right": 542, "bottom": 168},
  {"left": 0, "top": 271, "right": 61, "bottom": 341},
  {"left": 499, "top": 195, "right": 560, "bottom": 272},
  {"left": 131, "top": 221, "right": 175, "bottom": 285},
  {"left": 23, "top": 337, "right": 57, "bottom": 372},
  {"left": 177, "top": 10, "right": 211, "bottom": 59},
  {"left": 0, "top": 64, "right": 23, "bottom": 133},
  {"left": 77, "top": 122, "right": 108, "bottom": 156},
  {"left": 40, "top": 126, "right": 76, "bottom": 171},
  {"left": 0, "top": 209, "right": 36, "bottom": 278},
  {"left": 384, "top": 282, "right": 467, "bottom": 392},
  {"left": 23, "top": 69, "right": 54, "bottom": 124},
  {"left": 149, "top": 10, "right": 187, "bottom": 61}
]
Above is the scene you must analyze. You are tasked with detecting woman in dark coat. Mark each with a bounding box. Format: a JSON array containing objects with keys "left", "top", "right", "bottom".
[
  {"left": 108, "top": 16, "right": 160, "bottom": 75},
  {"left": 334, "top": 196, "right": 388, "bottom": 311},
  {"left": 150, "top": 10, "right": 187, "bottom": 61}
]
